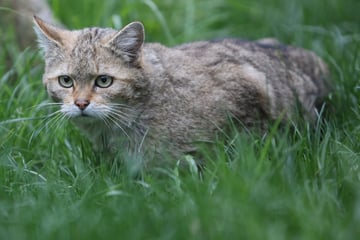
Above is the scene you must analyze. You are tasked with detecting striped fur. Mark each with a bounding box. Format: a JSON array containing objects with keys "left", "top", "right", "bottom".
[{"left": 34, "top": 17, "right": 329, "bottom": 166}]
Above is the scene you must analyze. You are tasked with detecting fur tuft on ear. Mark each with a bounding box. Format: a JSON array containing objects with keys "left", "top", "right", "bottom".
[
  {"left": 104, "top": 22, "right": 145, "bottom": 63},
  {"left": 33, "top": 15, "right": 66, "bottom": 54}
]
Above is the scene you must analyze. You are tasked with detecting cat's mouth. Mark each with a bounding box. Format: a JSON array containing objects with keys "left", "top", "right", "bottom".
[
  {"left": 70, "top": 110, "right": 93, "bottom": 118},
  {"left": 61, "top": 104, "right": 102, "bottom": 120}
]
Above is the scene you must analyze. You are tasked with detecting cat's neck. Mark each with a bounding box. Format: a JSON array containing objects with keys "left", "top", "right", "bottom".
[{"left": 72, "top": 115, "right": 148, "bottom": 153}]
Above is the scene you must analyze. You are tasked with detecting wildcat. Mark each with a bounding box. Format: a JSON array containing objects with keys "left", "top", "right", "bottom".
[{"left": 33, "top": 16, "right": 329, "bottom": 168}]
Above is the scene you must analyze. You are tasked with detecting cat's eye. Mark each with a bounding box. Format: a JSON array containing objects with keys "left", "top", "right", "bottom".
[
  {"left": 58, "top": 75, "right": 73, "bottom": 88},
  {"left": 95, "top": 75, "right": 113, "bottom": 88}
]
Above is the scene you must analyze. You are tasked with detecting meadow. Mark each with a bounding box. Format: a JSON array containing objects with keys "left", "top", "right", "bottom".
[{"left": 0, "top": 0, "right": 360, "bottom": 239}]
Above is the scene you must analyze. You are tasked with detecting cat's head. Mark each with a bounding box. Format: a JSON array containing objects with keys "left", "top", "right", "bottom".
[{"left": 33, "top": 16, "right": 148, "bottom": 122}]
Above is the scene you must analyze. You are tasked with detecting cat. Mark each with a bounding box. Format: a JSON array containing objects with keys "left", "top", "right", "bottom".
[{"left": 33, "top": 16, "right": 329, "bottom": 169}]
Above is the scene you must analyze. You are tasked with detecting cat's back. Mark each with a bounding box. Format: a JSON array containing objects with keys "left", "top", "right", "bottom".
[
  {"left": 144, "top": 38, "right": 328, "bottom": 90},
  {"left": 174, "top": 38, "right": 328, "bottom": 87},
  {"left": 142, "top": 38, "right": 329, "bottom": 122}
]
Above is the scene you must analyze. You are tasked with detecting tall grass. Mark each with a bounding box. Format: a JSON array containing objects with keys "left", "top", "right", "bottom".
[{"left": 1, "top": 0, "right": 360, "bottom": 239}]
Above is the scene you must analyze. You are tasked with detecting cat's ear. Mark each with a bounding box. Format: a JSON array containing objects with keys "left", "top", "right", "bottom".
[
  {"left": 33, "top": 15, "right": 67, "bottom": 53},
  {"left": 104, "top": 21, "right": 144, "bottom": 63}
]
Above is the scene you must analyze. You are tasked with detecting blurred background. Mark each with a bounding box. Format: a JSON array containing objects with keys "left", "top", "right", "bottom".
[
  {"left": 1, "top": 1, "right": 360, "bottom": 239},
  {"left": 1, "top": 0, "right": 360, "bottom": 49}
]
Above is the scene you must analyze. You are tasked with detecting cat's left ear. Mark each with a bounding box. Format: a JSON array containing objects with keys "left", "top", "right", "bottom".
[{"left": 104, "top": 22, "right": 144, "bottom": 63}]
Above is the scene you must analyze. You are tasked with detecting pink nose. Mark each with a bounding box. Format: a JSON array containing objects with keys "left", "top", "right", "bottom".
[{"left": 75, "top": 99, "right": 90, "bottom": 110}]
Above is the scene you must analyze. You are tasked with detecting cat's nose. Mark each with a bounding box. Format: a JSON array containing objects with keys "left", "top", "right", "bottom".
[{"left": 75, "top": 99, "right": 90, "bottom": 110}]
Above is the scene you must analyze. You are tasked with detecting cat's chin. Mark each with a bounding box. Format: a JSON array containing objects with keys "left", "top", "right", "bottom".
[{"left": 71, "top": 115, "right": 100, "bottom": 125}]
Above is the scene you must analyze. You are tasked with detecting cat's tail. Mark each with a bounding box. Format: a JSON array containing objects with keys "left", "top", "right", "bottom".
[
  {"left": 287, "top": 47, "right": 331, "bottom": 122},
  {"left": 292, "top": 48, "right": 330, "bottom": 103}
]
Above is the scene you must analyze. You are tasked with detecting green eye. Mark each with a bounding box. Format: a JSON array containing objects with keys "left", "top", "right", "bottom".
[
  {"left": 95, "top": 75, "right": 113, "bottom": 88},
  {"left": 58, "top": 75, "right": 73, "bottom": 88}
]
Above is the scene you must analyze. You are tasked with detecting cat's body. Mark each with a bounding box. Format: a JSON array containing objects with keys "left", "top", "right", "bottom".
[{"left": 34, "top": 17, "right": 329, "bottom": 167}]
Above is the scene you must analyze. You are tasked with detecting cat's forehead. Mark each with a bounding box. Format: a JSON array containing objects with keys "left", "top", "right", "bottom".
[
  {"left": 66, "top": 28, "right": 116, "bottom": 76},
  {"left": 70, "top": 28, "right": 114, "bottom": 56}
]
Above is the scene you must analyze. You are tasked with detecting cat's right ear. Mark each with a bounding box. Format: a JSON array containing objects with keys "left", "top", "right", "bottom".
[{"left": 33, "top": 15, "right": 66, "bottom": 53}]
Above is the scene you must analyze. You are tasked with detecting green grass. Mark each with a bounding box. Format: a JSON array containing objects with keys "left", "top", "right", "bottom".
[{"left": 1, "top": 0, "right": 360, "bottom": 239}]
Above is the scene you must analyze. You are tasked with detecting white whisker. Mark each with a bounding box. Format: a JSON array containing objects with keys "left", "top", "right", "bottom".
[
  {"left": 29, "top": 110, "right": 64, "bottom": 144},
  {"left": 93, "top": 111, "right": 113, "bottom": 130},
  {"left": 105, "top": 114, "right": 131, "bottom": 139},
  {"left": 30, "top": 100, "right": 147, "bottom": 153},
  {"left": 137, "top": 127, "right": 149, "bottom": 152},
  {"left": 31, "top": 102, "right": 62, "bottom": 111},
  {"left": 108, "top": 102, "right": 137, "bottom": 110},
  {"left": 102, "top": 105, "right": 133, "bottom": 125},
  {"left": 109, "top": 111, "right": 133, "bottom": 126}
]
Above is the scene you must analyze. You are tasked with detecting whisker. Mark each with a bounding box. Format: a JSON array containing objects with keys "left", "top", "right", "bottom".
[
  {"left": 35, "top": 102, "right": 62, "bottom": 107},
  {"left": 30, "top": 102, "right": 62, "bottom": 111},
  {"left": 44, "top": 110, "right": 63, "bottom": 119},
  {"left": 51, "top": 113, "right": 69, "bottom": 133},
  {"left": 137, "top": 127, "right": 149, "bottom": 153},
  {"left": 109, "top": 105, "right": 140, "bottom": 122},
  {"left": 110, "top": 106, "right": 137, "bottom": 115},
  {"left": 108, "top": 111, "right": 133, "bottom": 126},
  {"left": 27, "top": 101, "right": 64, "bottom": 143},
  {"left": 104, "top": 105, "right": 149, "bottom": 150},
  {"left": 109, "top": 104, "right": 139, "bottom": 116},
  {"left": 102, "top": 106, "right": 134, "bottom": 125},
  {"left": 28, "top": 101, "right": 146, "bottom": 150},
  {"left": 106, "top": 103, "right": 136, "bottom": 111},
  {"left": 0, "top": 116, "right": 45, "bottom": 125},
  {"left": 29, "top": 110, "right": 64, "bottom": 144},
  {"left": 108, "top": 102, "right": 137, "bottom": 109},
  {"left": 105, "top": 114, "right": 131, "bottom": 139},
  {"left": 93, "top": 111, "right": 112, "bottom": 130}
]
